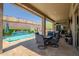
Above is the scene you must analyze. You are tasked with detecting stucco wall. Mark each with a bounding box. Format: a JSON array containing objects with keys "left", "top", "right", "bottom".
[{"left": 3, "top": 21, "right": 42, "bottom": 32}]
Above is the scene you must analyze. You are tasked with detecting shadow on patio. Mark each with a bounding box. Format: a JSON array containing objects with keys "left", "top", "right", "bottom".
[
  {"left": 2, "top": 37, "right": 76, "bottom": 56},
  {"left": 3, "top": 39, "right": 47, "bottom": 56}
]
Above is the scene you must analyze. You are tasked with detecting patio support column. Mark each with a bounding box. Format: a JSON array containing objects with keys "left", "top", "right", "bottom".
[
  {"left": 42, "top": 17, "right": 46, "bottom": 37},
  {"left": 72, "top": 14, "right": 76, "bottom": 48},
  {"left": 0, "top": 4, "right": 3, "bottom": 53}
]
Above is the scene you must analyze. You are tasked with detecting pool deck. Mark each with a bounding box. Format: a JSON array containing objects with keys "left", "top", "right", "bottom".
[
  {"left": 0, "top": 37, "right": 78, "bottom": 56},
  {"left": 3, "top": 37, "right": 34, "bottom": 49}
]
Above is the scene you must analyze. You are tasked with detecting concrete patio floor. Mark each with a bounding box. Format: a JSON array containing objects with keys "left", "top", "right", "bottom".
[{"left": 0, "top": 37, "right": 78, "bottom": 56}]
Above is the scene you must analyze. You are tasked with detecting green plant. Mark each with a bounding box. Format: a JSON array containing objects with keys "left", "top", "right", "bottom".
[{"left": 3, "top": 28, "right": 35, "bottom": 36}]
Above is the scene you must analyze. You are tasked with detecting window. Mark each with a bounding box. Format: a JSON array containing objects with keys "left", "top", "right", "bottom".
[{"left": 46, "top": 19, "right": 54, "bottom": 35}]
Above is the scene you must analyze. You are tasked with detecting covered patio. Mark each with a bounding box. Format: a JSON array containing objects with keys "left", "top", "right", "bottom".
[
  {"left": 0, "top": 3, "right": 79, "bottom": 56},
  {"left": 0, "top": 37, "right": 76, "bottom": 56}
]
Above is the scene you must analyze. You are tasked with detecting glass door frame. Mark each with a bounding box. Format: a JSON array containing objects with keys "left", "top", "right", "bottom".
[{"left": 75, "top": 5, "right": 79, "bottom": 50}]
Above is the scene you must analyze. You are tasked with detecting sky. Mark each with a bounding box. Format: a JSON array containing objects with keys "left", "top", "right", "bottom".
[{"left": 3, "top": 3, "right": 41, "bottom": 24}]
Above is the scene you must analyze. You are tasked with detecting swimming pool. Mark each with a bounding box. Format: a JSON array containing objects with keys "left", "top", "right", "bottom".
[{"left": 3, "top": 31, "right": 35, "bottom": 42}]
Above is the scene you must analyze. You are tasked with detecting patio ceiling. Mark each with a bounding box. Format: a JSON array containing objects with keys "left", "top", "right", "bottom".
[
  {"left": 30, "top": 3, "right": 71, "bottom": 23},
  {"left": 15, "top": 3, "right": 71, "bottom": 23}
]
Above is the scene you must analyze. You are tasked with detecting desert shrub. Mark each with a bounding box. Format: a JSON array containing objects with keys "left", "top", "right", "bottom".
[
  {"left": 3, "top": 28, "right": 35, "bottom": 36},
  {"left": 3, "top": 29, "right": 15, "bottom": 36}
]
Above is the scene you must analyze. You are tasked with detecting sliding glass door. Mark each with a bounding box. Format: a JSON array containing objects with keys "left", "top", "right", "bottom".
[
  {"left": 77, "top": 5, "right": 79, "bottom": 50},
  {"left": 75, "top": 5, "right": 79, "bottom": 50}
]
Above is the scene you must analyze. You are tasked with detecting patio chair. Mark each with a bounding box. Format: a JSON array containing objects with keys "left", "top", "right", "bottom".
[
  {"left": 35, "top": 32, "right": 47, "bottom": 49},
  {"left": 47, "top": 31, "right": 54, "bottom": 37},
  {"left": 50, "top": 31, "right": 60, "bottom": 48},
  {"left": 65, "top": 30, "right": 73, "bottom": 45}
]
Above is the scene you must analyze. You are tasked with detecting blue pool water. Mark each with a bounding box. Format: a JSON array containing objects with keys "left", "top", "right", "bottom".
[{"left": 3, "top": 31, "right": 35, "bottom": 42}]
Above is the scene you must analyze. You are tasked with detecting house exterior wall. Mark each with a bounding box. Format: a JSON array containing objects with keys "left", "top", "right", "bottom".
[
  {"left": 3, "top": 16, "right": 42, "bottom": 32},
  {"left": 69, "top": 4, "right": 79, "bottom": 48},
  {"left": 3, "top": 21, "right": 42, "bottom": 32}
]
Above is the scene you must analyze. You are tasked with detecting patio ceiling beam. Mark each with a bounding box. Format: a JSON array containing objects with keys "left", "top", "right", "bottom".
[{"left": 15, "top": 3, "right": 55, "bottom": 22}]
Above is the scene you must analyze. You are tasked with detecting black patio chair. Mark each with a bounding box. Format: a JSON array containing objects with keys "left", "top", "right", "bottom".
[
  {"left": 35, "top": 32, "right": 48, "bottom": 50},
  {"left": 65, "top": 31, "right": 73, "bottom": 45},
  {"left": 49, "top": 31, "right": 60, "bottom": 48}
]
